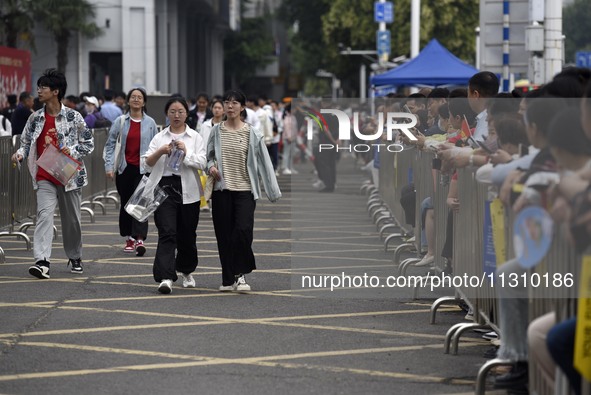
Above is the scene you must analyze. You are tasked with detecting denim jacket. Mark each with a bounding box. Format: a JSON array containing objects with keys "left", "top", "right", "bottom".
[
  {"left": 206, "top": 123, "right": 281, "bottom": 202},
  {"left": 103, "top": 113, "right": 158, "bottom": 174},
  {"left": 17, "top": 105, "right": 94, "bottom": 192}
]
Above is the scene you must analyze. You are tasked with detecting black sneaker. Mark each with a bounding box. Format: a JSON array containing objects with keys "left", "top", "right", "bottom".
[
  {"left": 68, "top": 258, "right": 83, "bottom": 274},
  {"left": 29, "top": 261, "right": 50, "bottom": 279}
]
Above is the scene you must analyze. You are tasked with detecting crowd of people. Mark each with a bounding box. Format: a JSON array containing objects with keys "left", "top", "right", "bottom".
[
  {"left": 4, "top": 65, "right": 590, "bottom": 393},
  {"left": 7, "top": 68, "right": 287, "bottom": 296},
  {"left": 361, "top": 69, "right": 589, "bottom": 394}
]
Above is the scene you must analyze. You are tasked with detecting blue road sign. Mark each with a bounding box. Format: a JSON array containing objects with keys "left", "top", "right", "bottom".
[
  {"left": 376, "top": 30, "right": 391, "bottom": 57},
  {"left": 374, "top": 2, "right": 394, "bottom": 24},
  {"left": 576, "top": 51, "right": 591, "bottom": 68}
]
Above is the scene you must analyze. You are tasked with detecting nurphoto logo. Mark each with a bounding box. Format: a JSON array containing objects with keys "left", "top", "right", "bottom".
[{"left": 304, "top": 108, "right": 418, "bottom": 153}]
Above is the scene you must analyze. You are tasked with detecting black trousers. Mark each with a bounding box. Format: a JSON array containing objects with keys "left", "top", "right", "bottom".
[
  {"left": 211, "top": 190, "right": 256, "bottom": 286},
  {"left": 153, "top": 176, "right": 200, "bottom": 283},
  {"left": 115, "top": 164, "right": 149, "bottom": 240},
  {"left": 441, "top": 210, "right": 454, "bottom": 260},
  {"left": 314, "top": 147, "right": 337, "bottom": 190}
]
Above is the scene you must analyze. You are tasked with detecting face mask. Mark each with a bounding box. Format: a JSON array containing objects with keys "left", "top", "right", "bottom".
[
  {"left": 438, "top": 118, "right": 446, "bottom": 131},
  {"left": 85, "top": 105, "right": 94, "bottom": 113}
]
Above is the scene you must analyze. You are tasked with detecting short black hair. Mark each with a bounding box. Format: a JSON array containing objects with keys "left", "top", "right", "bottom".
[
  {"left": 525, "top": 98, "right": 568, "bottom": 138},
  {"left": 7, "top": 94, "right": 17, "bottom": 105},
  {"left": 37, "top": 68, "right": 67, "bottom": 101},
  {"left": 468, "top": 71, "right": 499, "bottom": 98},
  {"left": 438, "top": 103, "right": 450, "bottom": 119},
  {"left": 103, "top": 89, "right": 114, "bottom": 101},
  {"left": 225, "top": 90, "right": 247, "bottom": 107},
  {"left": 495, "top": 114, "right": 528, "bottom": 147},
  {"left": 541, "top": 76, "right": 585, "bottom": 98},
  {"left": 448, "top": 97, "right": 476, "bottom": 123},
  {"left": 548, "top": 107, "right": 591, "bottom": 156},
  {"left": 164, "top": 96, "right": 189, "bottom": 114},
  {"left": 18, "top": 91, "right": 31, "bottom": 102},
  {"left": 488, "top": 93, "right": 520, "bottom": 117},
  {"left": 448, "top": 88, "right": 467, "bottom": 99},
  {"left": 428, "top": 88, "right": 450, "bottom": 99}
]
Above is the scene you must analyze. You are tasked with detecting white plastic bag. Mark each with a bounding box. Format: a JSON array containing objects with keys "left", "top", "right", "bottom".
[{"left": 125, "top": 175, "right": 168, "bottom": 222}]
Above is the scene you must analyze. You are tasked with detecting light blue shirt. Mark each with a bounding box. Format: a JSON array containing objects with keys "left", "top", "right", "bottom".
[
  {"left": 103, "top": 113, "right": 158, "bottom": 174},
  {"left": 100, "top": 101, "right": 123, "bottom": 122}
]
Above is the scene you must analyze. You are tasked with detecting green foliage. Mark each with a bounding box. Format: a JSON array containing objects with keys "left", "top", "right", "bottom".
[
  {"left": 278, "top": 0, "right": 331, "bottom": 77},
  {"left": 0, "top": 0, "right": 36, "bottom": 49},
  {"left": 283, "top": 0, "right": 479, "bottom": 95},
  {"left": 224, "top": 16, "right": 275, "bottom": 86},
  {"left": 564, "top": 0, "right": 591, "bottom": 63},
  {"left": 303, "top": 78, "right": 331, "bottom": 97},
  {"left": 34, "top": 0, "right": 103, "bottom": 72}
]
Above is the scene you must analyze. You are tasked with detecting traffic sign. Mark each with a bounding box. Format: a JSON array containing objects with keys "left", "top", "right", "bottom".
[
  {"left": 376, "top": 30, "right": 391, "bottom": 57},
  {"left": 374, "top": 2, "right": 394, "bottom": 23},
  {"left": 576, "top": 51, "right": 591, "bottom": 68}
]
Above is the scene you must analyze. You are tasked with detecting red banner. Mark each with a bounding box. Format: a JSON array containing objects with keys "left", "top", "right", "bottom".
[{"left": 0, "top": 46, "right": 31, "bottom": 109}]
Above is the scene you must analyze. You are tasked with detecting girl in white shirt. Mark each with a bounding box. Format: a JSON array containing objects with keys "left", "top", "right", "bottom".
[{"left": 143, "top": 97, "right": 207, "bottom": 294}]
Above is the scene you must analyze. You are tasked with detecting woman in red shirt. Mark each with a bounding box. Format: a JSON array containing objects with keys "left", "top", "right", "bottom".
[{"left": 103, "top": 88, "right": 158, "bottom": 255}]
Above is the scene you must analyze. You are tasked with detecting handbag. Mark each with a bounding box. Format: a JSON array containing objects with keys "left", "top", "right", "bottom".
[
  {"left": 204, "top": 175, "right": 215, "bottom": 201},
  {"left": 112, "top": 116, "right": 126, "bottom": 171}
]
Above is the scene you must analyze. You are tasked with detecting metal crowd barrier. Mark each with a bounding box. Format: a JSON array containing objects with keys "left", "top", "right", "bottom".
[
  {"left": 80, "top": 128, "right": 120, "bottom": 221},
  {"left": 399, "top": 149, "right": 435, "bottom": 275},
  {"left": 0, "top": 128, "right": 119, "bottom": 263},
  {"left": 370, "top": 145, "right": 587, "bottom": 394}
]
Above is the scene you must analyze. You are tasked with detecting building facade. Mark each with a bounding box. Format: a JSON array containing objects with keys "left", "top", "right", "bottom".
[{"left": 30, "top": 0, "right": 239, "bottom": 98}]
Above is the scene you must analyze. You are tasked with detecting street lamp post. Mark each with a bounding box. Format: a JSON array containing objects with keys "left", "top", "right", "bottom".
[{"left": 339, "top": 48, "right": 378, "bottom": 103}]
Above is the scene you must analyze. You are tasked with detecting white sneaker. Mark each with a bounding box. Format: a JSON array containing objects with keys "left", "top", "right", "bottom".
[
  {"left": 414, "top": 254, "right": 434, "bottom": 267},
  {"left": 482, "top": 331, "right": 499, "bottom": 340},
  {"left": 158, "top": 279, "right": 173, "bottom": 294},
  {"left": 179, "top": 273, "right": 195, "bottom": 288},
  {"left": 291, "top": 168, "right": 299, "bottom": 174},
  {"left": 282, "top": 168, "right": 292, "bottom": 175},
  {"left": 219, "top": 285, "right": 234, "bottom": 292},
  {"left": 233, "top": 275, "right": 251, "bottom": 292},
  {"left": 312, "top": 180, "right": 325, "bottom": 189}
]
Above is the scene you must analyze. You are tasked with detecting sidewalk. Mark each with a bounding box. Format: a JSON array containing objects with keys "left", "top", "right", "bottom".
[{"left": 0, "top": 156, "right": 494, "bottom": 394}]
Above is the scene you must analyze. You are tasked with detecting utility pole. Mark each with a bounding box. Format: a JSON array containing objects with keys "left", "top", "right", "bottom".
[
  {"left": 544, "top": 0, "right": 563, "bottom": 82},
  {"left": 411, "top": 0, "right": 420, "bottom": 59}
]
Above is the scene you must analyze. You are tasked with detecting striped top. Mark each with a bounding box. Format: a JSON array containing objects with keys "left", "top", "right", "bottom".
[{"left": 220, "top": 122, "right": 251, "bottom": 191}]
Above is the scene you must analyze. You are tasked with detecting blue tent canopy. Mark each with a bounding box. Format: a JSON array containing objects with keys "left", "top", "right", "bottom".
[{"left": 371, "top": 39, "right": 479, "bottom": 87}]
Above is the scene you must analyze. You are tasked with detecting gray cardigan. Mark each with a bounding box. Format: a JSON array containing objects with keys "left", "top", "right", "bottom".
[{"left": 206, "top": 123, "right": 281, "bottom": 202}]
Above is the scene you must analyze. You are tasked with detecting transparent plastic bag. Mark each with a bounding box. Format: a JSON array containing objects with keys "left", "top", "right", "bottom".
[
  {"left": 36, "top": 144, "right": 81, "bottom": 185},
  {"left": 124, "top": 175, "right": 168, "bottom": 222}
]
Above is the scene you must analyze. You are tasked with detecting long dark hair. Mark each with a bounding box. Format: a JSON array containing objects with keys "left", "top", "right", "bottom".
[{"left": 126, "top": 87, "right": 147, "bottom": 114}]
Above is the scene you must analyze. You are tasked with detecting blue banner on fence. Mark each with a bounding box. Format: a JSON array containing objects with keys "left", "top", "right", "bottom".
[{"left": 483, "top": 201, "right": 497, "bottom": 275}]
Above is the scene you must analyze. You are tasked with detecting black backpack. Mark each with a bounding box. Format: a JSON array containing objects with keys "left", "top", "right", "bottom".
[{"left": 94, "top": 112, "right": 112, "bottom": 128}]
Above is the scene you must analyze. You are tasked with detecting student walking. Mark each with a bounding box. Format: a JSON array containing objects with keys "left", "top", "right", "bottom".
[
  {"left": 207, "top": 90, "right": 281, "bottom": 292},
  {"left": 103, "top": 88, "right": 158, "bottom": 255},
  {"left": 11, "top": 68, "right": 94, "bottom": 278},
  {"left": 143, "top": 97, "right": 207, "bottom": 294}
]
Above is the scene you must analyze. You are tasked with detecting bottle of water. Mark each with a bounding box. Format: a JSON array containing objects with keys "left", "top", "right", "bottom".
[{"left": 168, "top": 143, "right": 185, "bottom": 171}]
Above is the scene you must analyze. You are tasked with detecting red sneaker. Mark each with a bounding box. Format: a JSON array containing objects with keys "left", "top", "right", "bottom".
[{"left": 124, "top": 239, "right": 135, "bottom": 253}]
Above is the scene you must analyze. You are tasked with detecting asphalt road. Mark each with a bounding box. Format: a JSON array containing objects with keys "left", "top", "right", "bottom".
[{"left": 0, "top": 155, "right": 497, "bottom": 395}]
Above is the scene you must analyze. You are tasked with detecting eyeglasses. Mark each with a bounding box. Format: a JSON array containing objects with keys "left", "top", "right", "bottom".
[
  {"left": 129, "top": 95, "right": 143, "bottom": 101},
  {"left": 168, "top": 110, "right": 186, "bottom": 116},
  {"left": 224, "top": 100, "right": 241, "bottom": 107},
  {"left": 37, "top": 86, "right": 50, "bottom": 91}
]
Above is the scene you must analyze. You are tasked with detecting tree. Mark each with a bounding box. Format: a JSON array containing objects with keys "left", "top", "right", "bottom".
[
  {"left": 563, "top": 0, "right": 591, "bottom": 63},
  {"left": 284, "top": 0, "right": 479, "bottom": 95},
  {"left": 33, "top": 0, "right": 102, "bottom": 73},
  {"left": 0, "top": 0, "right": 36, "bottom": 49},
  {"left": 224, "top": 15, "right": 275, "bottom": 88}
]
